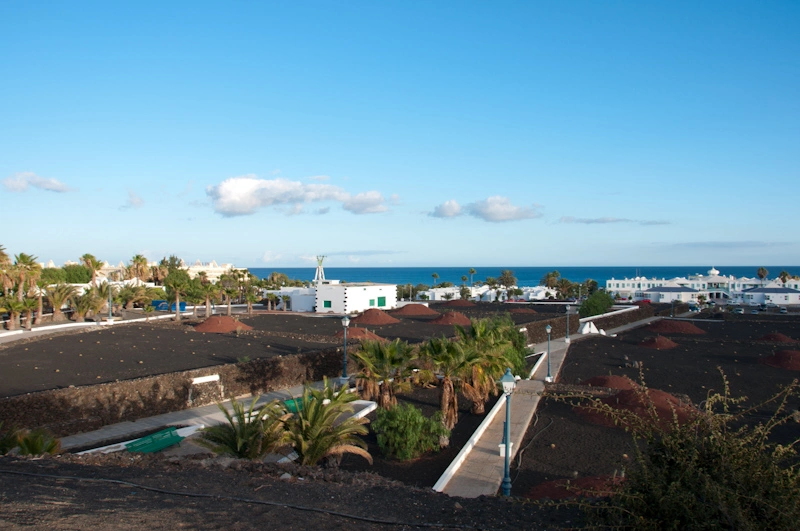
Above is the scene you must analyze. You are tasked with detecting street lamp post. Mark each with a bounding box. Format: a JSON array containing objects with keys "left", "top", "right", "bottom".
[
  {"left": 565, "top": 305, "right": 570, "bottom": 343},
  {"left": 545, "top": 324, "right": 553, "bottom": 383},
  {"left": 341, "top": 315, "right": 350, "bottom": 384},
  {"left": 500, "top": 368, "right": 516, "bottom": 496}
]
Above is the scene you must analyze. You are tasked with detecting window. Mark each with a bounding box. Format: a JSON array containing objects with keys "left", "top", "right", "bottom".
[
  {"left": 323, "top": 300, "right": 332, "bottom": 308},
  {"left": 369, "top": 299, "right": 375, "bottom": 307},
  {"left": 378, "top": 296, "right": 386, "bottom": 307}
]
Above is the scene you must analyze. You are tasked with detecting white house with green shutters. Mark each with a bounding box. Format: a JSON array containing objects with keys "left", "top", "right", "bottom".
[{"left": 314, "top": 280, "right": 397, "bottom": 314}]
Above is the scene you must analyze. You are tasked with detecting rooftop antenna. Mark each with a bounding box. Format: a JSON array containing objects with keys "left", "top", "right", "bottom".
[{"left": 313, "top": 255, "right": 326, "bottom": 285}]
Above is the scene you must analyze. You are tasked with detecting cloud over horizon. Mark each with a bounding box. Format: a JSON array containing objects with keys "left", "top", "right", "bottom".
[
  {"left": 2, "top": 172, "right": 72, "bottom": 193},
  {"left": 206, "top": 175, "right": 388, "bottom": 217},
  {"left": 430, "top": 196, "right": 541, "bottom": 222},
  {"left": 559, "top": 216, "right": 670, "bottom": 226}
]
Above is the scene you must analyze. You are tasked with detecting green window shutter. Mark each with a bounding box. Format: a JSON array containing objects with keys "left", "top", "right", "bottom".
[
  {"left": 323, "top": 300, "right": 332, "bottom": 308},
  {"left": 378, "top": 296, "right": 386, "bottom": 307},
  {"left": 369, "top": 299, "right": 375, "bottom": 307}
]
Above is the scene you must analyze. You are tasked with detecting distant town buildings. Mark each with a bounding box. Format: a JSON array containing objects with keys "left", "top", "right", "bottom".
[{"left": 606, "top": 267, "right": 800, "bottom": 306}]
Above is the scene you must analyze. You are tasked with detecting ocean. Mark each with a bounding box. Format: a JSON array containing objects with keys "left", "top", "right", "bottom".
[{"left": 246, "top": 266, "right": 799, "bottom": 288}]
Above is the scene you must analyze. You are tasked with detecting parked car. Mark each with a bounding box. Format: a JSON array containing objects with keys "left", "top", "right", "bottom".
[
  {"left": 751, "top": 309, "right": 760, "bottom": 315},
  {"left": 780, "top": 307, "right": 788, "bottom": 314},
  {"left": 733, "top": 307, "right": 745, "bottom": 314}
]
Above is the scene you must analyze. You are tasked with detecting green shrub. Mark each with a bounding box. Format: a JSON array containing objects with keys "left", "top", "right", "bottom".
[
  {"left": 577, "top": 373, "right": 800, "bottom": 531},
  {"left": 197, "top": 398, "right": 289, "bottom": 459},
  {"left": 373, "top": 403, "right": 451, "bottom": 460},
  {"left": 16, "top": 428, "right": 61, "bottom": 455}
]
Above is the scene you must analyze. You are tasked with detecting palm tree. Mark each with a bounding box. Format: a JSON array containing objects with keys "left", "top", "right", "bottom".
[
  {"left": 779, "top": 270, "right": 791, "bottom": 284},
  {"left": 0, "top": 246, "right": 13, "bottom": 298},
  {"left": 267, "top": 293, "right": 279, "bottom": 311},
  {"left": 143, "top": 304, "right": 155, "bottom": 322},
  {"left": 283, "top": 380, "right": 372, "bottom": 467},
  {"left": 419, "top": 337, "right": 481, "bottom": 430},
  {"left": 0, "top": 296, "right": 25, "bottom": 330},
  {"left": 557, "top": 278, "right": 574, "bottom": 299},
  {"left": 197, "top": 398, "right": 290, "bottom": 459},
  {"left": 45, "top": 284, "right": 77, "bottom": 322},
  {"left": 461, "top": 275, "right": 468, "bottom": 286},
  {"left": 468, "top": 268, "right": 476, "bottom": 287},
  {"left": 129, "top": 254, "right": 149, "bottom": 283},
  {"left": 757, "top": 267, "right": 769, "bottom": 287},
  {"left": 540, "top": 270, "right": 561, "bottom": 289},
  {"left": 280, "top": 295, "right": 290, "bottom": 311},
  {"left": 13, "top": 253, "right": 40, "bottom": 302},
  {"left": 352, "top": 339, "right": 415, "bottom": 409},
  {"left": 200, "top": 283, "right": 219, "bottom": 318},
  {"left": 21, "top": 297, "right": 37, "bottom": 330},
  {"left": 80, "top": 253, "right": 103, "bottom": 287},
  {"left": 118, "top": 285, "right": 148, "bottom": 310},
  {"left": 163, "top": 269, "right": 190, "bottom": 322},
  {"left": 484, "top": 277, "right": 499, "bottom": 302},
  {"left": 432, "top": 272, "right": 439, "bottom": 288},
  {"left": 71, "top": 292, "right": 96, "bottom": 322}
]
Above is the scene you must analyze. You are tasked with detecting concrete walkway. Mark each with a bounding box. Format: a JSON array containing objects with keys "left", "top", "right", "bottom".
[
  {"left": 442, "top": 337, "right": 570, "bottom": 498},
  {"left": 440, "top": 314, "right": 675, "bottom": 498},
  {"left": 60, "top": 382, "right": 321, "bottom": 451}
]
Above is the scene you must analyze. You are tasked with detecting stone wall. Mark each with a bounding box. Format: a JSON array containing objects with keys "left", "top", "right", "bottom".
[{"left": 0, "top": 348, "right": 343, "bottom": 437}]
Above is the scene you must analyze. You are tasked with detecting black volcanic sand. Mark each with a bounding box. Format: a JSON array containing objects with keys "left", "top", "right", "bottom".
[
  {"left": 338, "top": 386, "right": 491, "bottom": 488},
  {"left": 0, "top": 320, "right": 339, "bottom": 397},
  {"left": 0, "top": 307, "right": 542, "bottom": 398},
  {"left": 512, "top": 315, "right": 800, "bottom": 498}
]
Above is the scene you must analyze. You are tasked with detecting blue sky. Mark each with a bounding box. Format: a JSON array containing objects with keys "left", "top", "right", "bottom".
[{"left": 2, "top": 1, "right": 798, "bottom": 268}]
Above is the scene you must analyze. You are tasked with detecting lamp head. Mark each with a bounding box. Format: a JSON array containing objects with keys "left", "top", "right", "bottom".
[
  {"left": 341, "top": 315, "right": 350, "bottom": 328},
  {"left": 500, "top": 368, "right": 516, "bottom": 395},
  {"left": 545, "top": 324, "right": 551, "bottom": 334}
]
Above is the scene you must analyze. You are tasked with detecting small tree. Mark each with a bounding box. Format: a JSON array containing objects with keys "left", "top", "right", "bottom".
[
  {"left": 757, "top": 267, "right": 769, "bottom": 286},
  {"left": 579, "top": 290, "right": 614, "bottom": 318},
  {"left": 431, "top": 272, "right": 439, "bottom": 288}
]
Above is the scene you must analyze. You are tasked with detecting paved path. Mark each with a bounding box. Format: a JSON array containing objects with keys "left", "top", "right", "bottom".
[
  {"left": 440, "top": 314, "right": 673, "bottom": 498},
  {"left": 442, "top": 337, "right": 569, "bottom": 498},
  {"left": 60, "top": 381, "right": 323, "bottom": 451}
]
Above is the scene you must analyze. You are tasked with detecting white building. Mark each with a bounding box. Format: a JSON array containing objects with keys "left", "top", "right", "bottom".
[
  {"left": 606, "top": 267, "right": 798, "bottom": 304},
  {"left": 315, "top": 281, "right": 397, "bottom": 314},
  {"left": 742, "top": 286, "right": 800, "bottom": 306}
]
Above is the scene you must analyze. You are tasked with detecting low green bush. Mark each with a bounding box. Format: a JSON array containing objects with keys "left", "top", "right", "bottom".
[
  {"left": 373, "top": 403, "right": 450, "bottom": 460},
  {"left": 15, "top": 428, "right": 61, "bottom": 455}
]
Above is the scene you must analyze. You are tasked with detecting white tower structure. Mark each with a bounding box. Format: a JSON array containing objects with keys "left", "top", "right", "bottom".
[{"left": 313, "top": 255, "right": 326, "bottom": 284}]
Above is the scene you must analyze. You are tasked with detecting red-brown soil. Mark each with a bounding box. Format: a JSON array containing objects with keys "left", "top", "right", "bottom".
[
  {"left": 576, "top": 388, "right": 695, "bottom": 429},
  {"left": 523, "top": 475, "right": 623, "bottom": 501},
  {"left": 334, "top": 327, "right": 387, "bottom": 342},
  {"left": 639, "top": 335, "right": 679, "bottom": 350},
  {"left": 581, "top": 375, "right": 638, "bottom": 390},
  {"left": 646, "top": 320, "right": 705, "bottom": 334},
  {"left": 510, "top": 307, "right": 537, "bottom": 314},
  {"left": 194, "top": 316, "right": 253, "bottom": 333},
  {"left": 350, "top": 309, "right": 400, "bottom": 326},
  {"left": 390, "top": 304, "right": 439, "bottom": 316},
  {"left": 763, "top": 350, "right": 800, "bottom": 371},
  {"left": 442, "top": 299, "right": 476, "bottom": 308},
  {"left": 430, "top": 311, "right": 471, "bottom": 326},
  {"left": 758, "top": 332, "right": 795, "bottom": 342}
]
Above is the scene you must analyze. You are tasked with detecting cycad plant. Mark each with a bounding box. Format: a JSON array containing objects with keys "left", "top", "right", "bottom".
[
  {"left": 197, "top": 398, "right": 290, "bottom": 459},
  {"left": 0, "top": 296, "right": 25, "bottom": 330},
  {"left": 46, "top": 283, "right": 77, "bottom": 322},
  {"left": 16, "top": 428, "right": 61, "bottom": 455},
  {"left": 283, "top": 379, "right": 372, "bottom": 467},
  {"left": 71, "top": 292, "right": 97, "bottom": 321}
]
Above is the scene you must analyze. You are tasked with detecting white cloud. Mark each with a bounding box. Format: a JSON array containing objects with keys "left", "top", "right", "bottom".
[
  {"left": 342, "top": 191, "right": 388, "bottom": 214},
  {"left": 430, "top": 200, "right": 462, "bottom": 218},
  {"left": 465, "top": 196, "right": 542, "bottom": 222},
  {"left": 3, "top": 171, "right": 71, "bottom": 193},
  {"left": 315, "top": 207, "right": 331, "bottom": 215},
  {"left": 560, "top": 216, "right": 670, "bottom": 226},
  {"left": 261, "top": 251, "right": 282, "bottom": 263},
  {"left": 206, "top": 175, "right": 387, "bottom": 216},
  {"left": 120, "top": 190, "right": 145, "bottom": 210}
]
